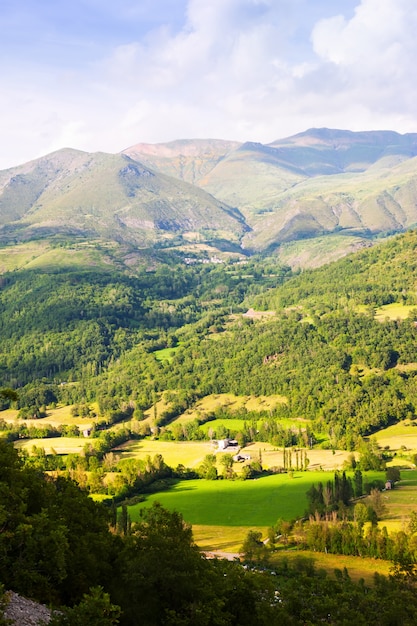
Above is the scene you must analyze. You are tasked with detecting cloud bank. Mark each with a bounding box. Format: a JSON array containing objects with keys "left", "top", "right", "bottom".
[{"left": 1, "top": 0, "right": 417, "bottom": 168}]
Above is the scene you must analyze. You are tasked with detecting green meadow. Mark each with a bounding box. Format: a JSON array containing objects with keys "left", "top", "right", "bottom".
[
  {"left": 373, "top": 419, "right": 417, "bottom": 454},
  {"left": 375, "top": 469, "right": 417, "bottom": 531},
  {"left": 128, "top": 470, "right": 384, "bottom": 528},
  {"left": 374, "top": 302, "right": 416, "bottom": 321},
  {"left": 271, "top": 550, "right": 392, "bottom": 585},
  {"left": 128, "top": 473, "right": 325, "bottom": 527},
  {"left": 153, "top": 346, "right": 181, "bottom": 362}
]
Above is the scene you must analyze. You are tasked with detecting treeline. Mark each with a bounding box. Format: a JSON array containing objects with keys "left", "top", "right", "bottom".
[{"left": 302, "top": 518, "right": 415, "bottom": 563}]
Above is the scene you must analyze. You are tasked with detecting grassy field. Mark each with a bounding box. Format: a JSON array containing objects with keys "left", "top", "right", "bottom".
[
  {"left": 270, "top": 549, "right": 392, "bottom": 584},
  {"left": 0, "top": 240, "right": 117, "bottom": 273},
  {"left": 173, "top": 394, "right": 288, "bottom": 425},
  {"left": 374, "top": 469, "right": 417, "bottom": 531},
  {"left": 237, "top": 443, "right": 352, "bottom": 471},
  {"left": 1, "top": 404, "right": 99, "bottom": 429},
  {"left": 197, "top": 416, "right": 310, "bottom": 434},
  {"left": 374, "top": 302, "right": 416, "bottom": 321},
  {"left": 128, "top": 470, "right": 384, "bottom": 548},
  {"left": 128, "top": 472, "right": 336, "bottom": 527},
  {"left": 116, "top": 439, "right": 217, "bottom": 468},
  {"left": 14, "top": 437, "right": 86, "bottom": 454},
  {"left": 152, "top": 346, "right": 181, "bottom": 362},
  {"left": 373, "top": 419, "right": 417, "bottom": 454}
]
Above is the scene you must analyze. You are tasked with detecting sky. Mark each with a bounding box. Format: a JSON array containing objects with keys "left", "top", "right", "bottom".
[{"left": 1, "top": 0, "right": 417, "bottom": 169}]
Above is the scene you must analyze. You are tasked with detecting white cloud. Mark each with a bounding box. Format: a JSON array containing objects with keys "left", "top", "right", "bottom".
[{"left": 2, "top": 0, "right": 417, "bottom": 169}]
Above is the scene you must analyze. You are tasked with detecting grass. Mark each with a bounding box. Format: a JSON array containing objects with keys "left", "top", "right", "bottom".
[
  {"left": 270, "top": 549, "right": 392, "bottom": 584},
  {"left": 372, "top": 470, "right": 417, "bottom": 531},
  {"left": 2, "top": 404, "right": 99, "bottom": 429},
  {"left": 129, "top": 470, "right": 384, "bottom": 528},
  {"left": 116, "top": 439, "right": 217, "bottom": 468},
  {"left": 14, "top": 437, "right": 86, "bottom": 454},
  {"left": 153, "top": 346, "right": 181, "bottom": 362},
  {"left": 198, "top": 417, "right": 309, "bottom": 435},
  {"left": 191, "top": 525, "right": 262, "bottom": 553},
  {"left": 373, "top": 419, "right": 417, "bottom": 453},
  {"left": 276, "top": 235, "right": 369, "bottom": 270},
  {"left": 374, "top": 303, "right": 416, "bottom": 321},
  {"left": 172, "top": 393, "right": 288, "bottom": 425},
  {"left": 128, "top": 472, "right": 329, "bottom": 528},
  {"left": 126, "top": 469, "right": 385, "bottom": 550},
  {"left": 237, "top": 443, "right": 352, "bottom": 471}
]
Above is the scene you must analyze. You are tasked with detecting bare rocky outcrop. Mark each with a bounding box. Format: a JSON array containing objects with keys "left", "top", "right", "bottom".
[{"left": 4, "top": 592, "right": 52, "bottom": 626}]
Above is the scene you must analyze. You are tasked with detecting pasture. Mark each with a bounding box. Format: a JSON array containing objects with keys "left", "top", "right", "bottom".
[
  {"left": 114, "top": 438, "right": 352, "bottom": 474},
  {"left": 270, "top": 550, "right": 392, "bottom": 585},
  {"left": 373, "top": 419, "right": 417, "bottom": 454},
  {"left": 1, "top": 404, "right": 99, "bottom": 429},
  {"left": 197, "top": 416, "right": 310, "bottom": 435},
  {"left": 127, "top": 472, "right": 329, "bottom": 534},
  {"left": 152, "top": 346, "right": 181, "bottom": 362},
  {"left": 127, "top": 470, "right": 384, "bottom": 550},
  {"left": 14, "top": 437, "right": 86, "bottom": 454},
  {"left": 374, "top": 302, "right": 416, "bottom": 321},
  {"left": 373, "top": 469, "right": 417, "bottom": 531},
  {"left": 237, "top": 442, "right": 352, "bottom": 471},
  {"left": 172, "top": 393, "right": 288, "bottom": 425},
  {"left": 116, "top": 439, "right": 217, "bottom": 468}
]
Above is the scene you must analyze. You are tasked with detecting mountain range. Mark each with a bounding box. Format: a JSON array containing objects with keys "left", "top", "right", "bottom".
[{"left": 2, "top": 128, "right": 417, "bottom": 265}]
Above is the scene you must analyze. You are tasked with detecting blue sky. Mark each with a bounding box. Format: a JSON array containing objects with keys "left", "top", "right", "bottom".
[{"left": 1, "top": 0, "right": 417, "bottom": 168}]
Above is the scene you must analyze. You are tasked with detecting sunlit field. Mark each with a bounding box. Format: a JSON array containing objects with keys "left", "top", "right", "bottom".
[
  {"left": 116, "top": 439, "right": 217, "bottom": 468},
  {"left": 14, "top": 437, "right": 86, "bottom": 454},
  {"left": 270, "top": 550, "right": 392, "bottom": 585}
]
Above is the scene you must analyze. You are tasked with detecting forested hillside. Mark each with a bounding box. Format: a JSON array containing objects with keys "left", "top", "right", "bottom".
[
  {"left": 2, "top": 230, "right": 417, "bottom": 451},
  {"left": 87, "top": 231, "right": 417, "bottom": 449}
]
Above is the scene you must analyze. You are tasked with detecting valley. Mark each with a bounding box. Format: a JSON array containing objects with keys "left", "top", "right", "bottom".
[{"left": 3, "top": 129, "right": 417, "bottom": 623}]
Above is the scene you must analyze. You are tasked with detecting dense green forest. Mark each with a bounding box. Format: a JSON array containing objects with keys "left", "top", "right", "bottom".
[
  {"left": 2, "top": 232, "right": 417, "bottom": 451},
  {"left": 0, "top": 257, "right": 288, "bottom": 387}
]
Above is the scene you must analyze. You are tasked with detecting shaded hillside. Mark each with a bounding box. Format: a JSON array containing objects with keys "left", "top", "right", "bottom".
[
  {"left": 0, "top": 149, "right": 247, "bottom": 247},
  {"left": 253, "top": 229, "right": 417, "bottom": 312}
]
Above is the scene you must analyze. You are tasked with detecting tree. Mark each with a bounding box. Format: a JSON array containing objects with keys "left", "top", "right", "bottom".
[
  {"left": 353, "top": 469, "right": 363, "bottom": 498},
  {"left": 48, "top": 587, "right": 121, "bottom": 626},
  {"left": 368, "top": 488, "right": 387, "bottom": 520},
  {"left": 354, "top": 502, "right": 369, "bottom": 528},
  {"left": 111, "top": 503, "right": 213, "bottom": 625},
  {"left": 241, "top": 530, "right": 269, "bottom": 565},
  {"left": 219, "top": 453, "right": 235, "bottom": 479},
  {"left": 386, "top": 467, "right": 401, "bottom": 485},
  {"left": 198, "top": 454, "right": 218, "bottom": 480}
]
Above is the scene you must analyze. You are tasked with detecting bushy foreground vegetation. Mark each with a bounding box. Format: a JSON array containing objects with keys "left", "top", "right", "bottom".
[{"left": 3, "top": 439, "right": 417, "bottom": 626}]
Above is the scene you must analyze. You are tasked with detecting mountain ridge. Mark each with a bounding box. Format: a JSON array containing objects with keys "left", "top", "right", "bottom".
[{"left": 2, "top": 128, "right": 417, "bottom": 261}]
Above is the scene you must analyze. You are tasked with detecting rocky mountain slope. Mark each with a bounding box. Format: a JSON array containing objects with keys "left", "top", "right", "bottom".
[
  {"left": 125, "top": 128, "right": 417, "bottom": 251},
  {"left": 2, "top": 128, "right": 417, "bottom": 257},
  {"left": 0, "top": 149, "right": 247, "bottom": 247}
]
